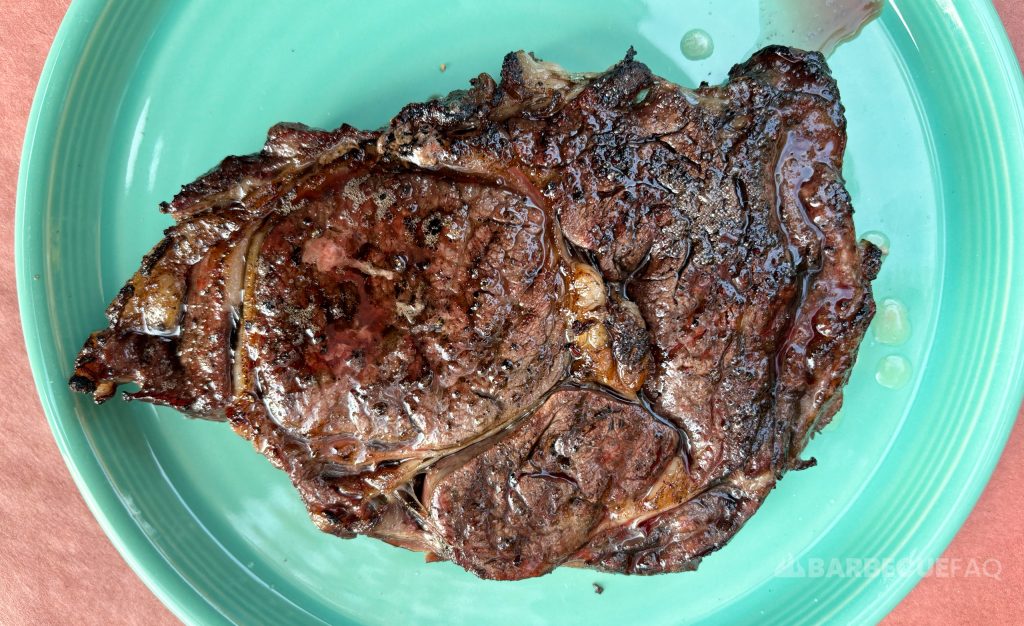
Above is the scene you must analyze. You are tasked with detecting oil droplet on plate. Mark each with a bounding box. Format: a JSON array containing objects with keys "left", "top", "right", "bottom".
[
  {"left": 873, "top": 297, "right": 910, "bottom": 345},
  {"left": 876, "top": 355, "right": 911, "bottom": 389},
  {"left": 861, "top": 230, "right": 890, "bottom": 256},
  {"left": 680, "top": 29, "right": 714, "bottom": 60}
]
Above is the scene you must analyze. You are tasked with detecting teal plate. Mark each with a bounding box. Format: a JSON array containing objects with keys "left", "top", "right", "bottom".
[{"left": 16, "top": 1, "right": 1024, "bottom": 624}]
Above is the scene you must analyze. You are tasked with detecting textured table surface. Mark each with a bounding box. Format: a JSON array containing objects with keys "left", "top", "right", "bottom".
[{"left": 1, "top": 2, "right": 1021, "bottom": 624}]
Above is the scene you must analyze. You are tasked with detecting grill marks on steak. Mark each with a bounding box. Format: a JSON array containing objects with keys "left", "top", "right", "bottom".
[
  {"left": 70, "top": 123, "right": 373, "bottom": 415},
  {"left": 245, "top": 169, "right": 569, "bottom": 462},
  {"left": 70, "top": 47, "right": 879, "bottom": 579},
  {"left": 428, "top": 390, "right": 679, "bottom": 579}
]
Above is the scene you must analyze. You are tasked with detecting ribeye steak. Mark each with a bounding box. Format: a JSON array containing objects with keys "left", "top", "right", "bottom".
[{"left": 70, "top": 47, "right": 880, "bottom": 579}]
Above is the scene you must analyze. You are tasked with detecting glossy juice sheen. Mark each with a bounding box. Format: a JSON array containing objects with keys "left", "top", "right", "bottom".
[
  {"left": 15, "top": 1, "right": 1024, "bottom": 625},
  {"left": 758, "top": 0, "right": 883, "bottom": 56}
]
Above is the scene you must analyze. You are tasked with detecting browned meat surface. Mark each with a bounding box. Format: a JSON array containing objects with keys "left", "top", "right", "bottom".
[{"left": 69, "top": 47, "right": 879, "bottom": 580}]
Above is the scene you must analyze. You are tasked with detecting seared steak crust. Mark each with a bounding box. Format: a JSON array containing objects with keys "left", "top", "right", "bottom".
[{"left": 70, "top": 47, "right": 878, "bottom": 579}]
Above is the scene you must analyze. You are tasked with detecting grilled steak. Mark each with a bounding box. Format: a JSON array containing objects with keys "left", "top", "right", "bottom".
[{"left": 70, "top": 47, "right": 879, "bottom": 580}]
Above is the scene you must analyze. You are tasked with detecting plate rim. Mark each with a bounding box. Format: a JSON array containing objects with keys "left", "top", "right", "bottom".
[
  {"left": 16, "top": 2, "right": 235, "bottom": 623},
  {"left": 14, "top": 1, "right": 1024, "bottom": 624}
]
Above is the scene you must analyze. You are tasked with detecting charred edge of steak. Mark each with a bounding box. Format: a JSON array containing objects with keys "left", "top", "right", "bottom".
[
  {"left": 68, "top": 46, "right": 878, "bottom": 580},
  {"left": 69, "top": 124, "right": 376, "bottom": 412}
]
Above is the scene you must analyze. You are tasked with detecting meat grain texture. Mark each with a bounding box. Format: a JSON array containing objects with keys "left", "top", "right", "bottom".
[{"left": 70, "top": 47, "right": 880, "bottom": 580}]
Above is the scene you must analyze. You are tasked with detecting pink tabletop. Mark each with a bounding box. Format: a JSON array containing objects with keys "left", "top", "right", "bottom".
[{"left": 1, "top": 2, "right": 1021, "bottom": 624}]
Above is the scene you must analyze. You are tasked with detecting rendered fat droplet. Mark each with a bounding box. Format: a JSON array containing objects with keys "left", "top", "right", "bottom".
[
  {"left": 873, "top": 297, "right": 910, "bottom": 345},
  {"left": 876, "top": 354, "right": 912, "bottom": 389},
  {"left": 681, "top": 29, "right": 714, "bottom": 60}
]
